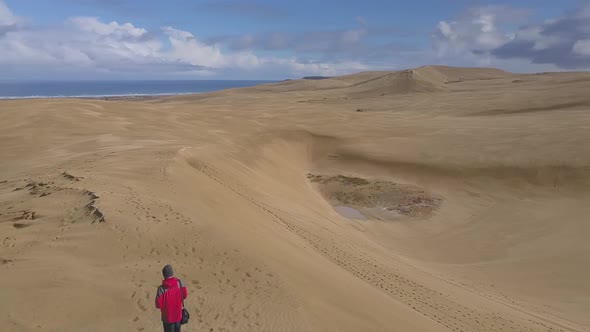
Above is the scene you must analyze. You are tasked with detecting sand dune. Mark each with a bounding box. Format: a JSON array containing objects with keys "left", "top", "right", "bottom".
[
  {"left": 346, "top": 70, "right": 447, "bottom": 97},
  {"left": 259, "top": 65, "right": 512, "bottom": 97},
  {"left": 1, "top": 66, "right": 590, "bottom": 331}
]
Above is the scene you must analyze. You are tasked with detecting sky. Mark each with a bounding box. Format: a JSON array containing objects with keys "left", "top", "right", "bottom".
[{"left": 1, "top": 0, "right": 589, "bottom": 80}]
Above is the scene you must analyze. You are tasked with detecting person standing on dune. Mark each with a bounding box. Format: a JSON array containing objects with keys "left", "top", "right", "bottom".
[{"left": 155, "top": 264, "right": 188, "bottom": 332}]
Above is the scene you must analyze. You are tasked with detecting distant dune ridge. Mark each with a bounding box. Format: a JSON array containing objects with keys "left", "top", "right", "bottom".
[
  {"left": 346, "top": 69, "right": 447, "bottom": 96},
  {"left": 262, "top": 65, "right": 512, "bottom": 96},
  {"left": 1, "top": 66, "right": 590, "bottom": 332}
]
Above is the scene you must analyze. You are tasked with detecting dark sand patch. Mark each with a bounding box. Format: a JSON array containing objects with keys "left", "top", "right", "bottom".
[
  {"left": 13, "top": 222, "right": 32, "bottom": 229},
  {"left": 307, "top": 174, "right": 441, "bottom": 220}
]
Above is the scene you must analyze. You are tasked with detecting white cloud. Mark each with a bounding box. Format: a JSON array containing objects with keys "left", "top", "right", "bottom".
[
  {"left": 68, "top": 17, "right": 148, "bottom": 39},
  {"left": 433, "top": 6, "right": 516, "bottom": 58},
  {"left": 433, "top": 3, "right": 590, "bottom": 70},
  {"left": 8, "top": 0, "right": 587, "bottom": 79},
  {"left": 162, "top": 26, "right": 227, "bottom": 68},
  {"left": 0, "top": 0, "right": 16, "bottom": 25},
  {"left": 0, "top": 17, "right": 164, "bottom": 70},
  {"left": 0, "top": 0, "right": 376, "bottom": 79},
  {"left": 573, "top": 39, "right": 590, "bottom": 55},
  {"left": 163, "top": 27, "right": 263, "bottom": 69},
  {"left": 491, "top": 3, "right": 590, "bottom": 69},
  {"left": 0, "top": 0, "right": 20, "bottom": 35}
]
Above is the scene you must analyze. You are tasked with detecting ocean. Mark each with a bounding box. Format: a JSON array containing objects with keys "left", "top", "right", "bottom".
[{"left": 0, "top": 80, "right": 275, "bottom": 99}]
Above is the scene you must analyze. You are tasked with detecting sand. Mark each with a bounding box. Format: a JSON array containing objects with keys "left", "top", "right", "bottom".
[{"left": 1, "top": 65, "right": 590, "bottom": 332}]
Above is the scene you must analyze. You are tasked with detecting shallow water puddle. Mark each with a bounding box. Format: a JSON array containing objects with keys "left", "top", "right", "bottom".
[{"left": 334, "top": 206, "right": 367, "bottom": 220}]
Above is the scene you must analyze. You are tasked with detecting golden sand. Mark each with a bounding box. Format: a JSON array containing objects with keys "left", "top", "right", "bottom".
[{"left": 1, "top": 66, "right": 589, "bottom": 331}]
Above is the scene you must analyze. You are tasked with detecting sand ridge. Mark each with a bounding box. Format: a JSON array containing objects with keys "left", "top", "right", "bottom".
[{"left": 1, "top": 66, "right": 590, "bottom": 331}]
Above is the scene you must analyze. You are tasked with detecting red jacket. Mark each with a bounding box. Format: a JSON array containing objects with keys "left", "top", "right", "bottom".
[{"left": 155, "top": 277, "right": 188, "bottom": 323}]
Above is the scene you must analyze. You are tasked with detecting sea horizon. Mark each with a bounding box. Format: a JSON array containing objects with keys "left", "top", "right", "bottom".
[{"left": 0, "top": 79, "right": 276, "bottom": 99}]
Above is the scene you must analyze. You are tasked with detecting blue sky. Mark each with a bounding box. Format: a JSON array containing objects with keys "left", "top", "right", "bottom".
[{"left": 0, "top": 0, "right": 588, "bottom": 79}]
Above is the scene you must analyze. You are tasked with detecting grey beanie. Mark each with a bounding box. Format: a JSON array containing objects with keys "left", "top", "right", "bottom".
[{"left": 162, "top": 264, "right": 174, "bottom": 279}]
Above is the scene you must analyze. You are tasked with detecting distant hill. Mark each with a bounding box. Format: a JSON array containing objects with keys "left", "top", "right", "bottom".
[
  {"left": 302, "top": 76, "right": 332, "bottom": 80},
  {"left": 345, "top": 69, "right": 447, "bottom": 97},
  {"left": 256, "top": 65, "right": 513, "bottom": 95}
]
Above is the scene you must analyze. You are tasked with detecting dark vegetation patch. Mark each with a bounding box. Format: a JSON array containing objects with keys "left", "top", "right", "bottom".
[{"left": 307, "top": 174, "right": 441, "bottom": 219}]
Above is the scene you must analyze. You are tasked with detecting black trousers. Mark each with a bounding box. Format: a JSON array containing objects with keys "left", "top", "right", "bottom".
[{"left": 163, "top": 322, "right": 181, "bottom": 332}]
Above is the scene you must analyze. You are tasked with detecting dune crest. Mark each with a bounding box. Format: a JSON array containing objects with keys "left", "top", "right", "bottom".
[
  {"left": 259, "top": 65, "right": 514, "bottom": 98},
  {"left": 347, "top": 69, "right": 447, "bottom": 97}
]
